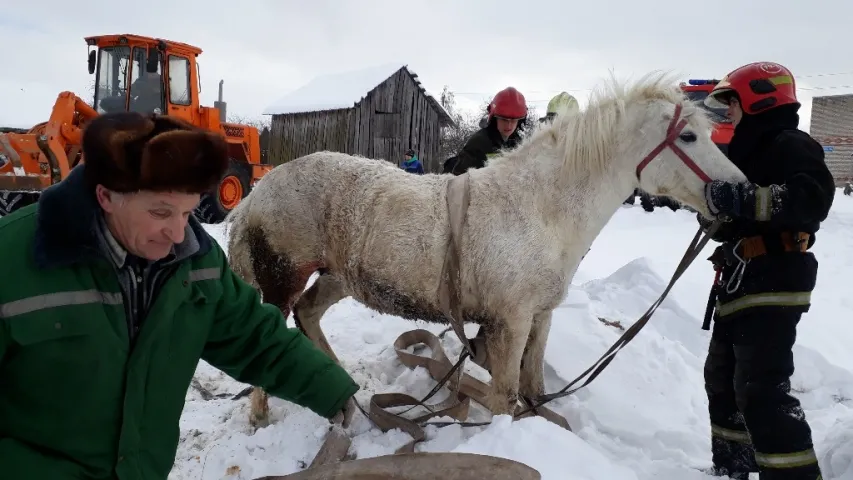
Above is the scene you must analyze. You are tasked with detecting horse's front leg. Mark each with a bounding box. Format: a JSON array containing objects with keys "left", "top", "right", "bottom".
[
  {"left": 483, "top": 315, "right": 533, "bottom": 415},
  {"left": 519, "top": 311, "right": 552, "bottom": 400}
]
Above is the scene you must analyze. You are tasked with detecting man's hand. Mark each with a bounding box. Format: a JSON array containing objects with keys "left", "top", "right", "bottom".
[{"left": 331, "top": 397, "right": 357, "bottom": 428}]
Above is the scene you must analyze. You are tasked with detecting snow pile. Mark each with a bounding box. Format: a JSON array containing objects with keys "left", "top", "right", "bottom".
[{"left": 181, "top": 192, "right": 853, "bottom": 479}]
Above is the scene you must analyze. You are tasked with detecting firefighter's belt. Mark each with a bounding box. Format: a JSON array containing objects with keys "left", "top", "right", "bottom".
[{"left": 733, "top": 232, "right": 809, "bottom": 259}]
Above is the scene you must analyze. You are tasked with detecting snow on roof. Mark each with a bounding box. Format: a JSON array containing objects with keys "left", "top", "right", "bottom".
[{"left": 262, "top": 63, "right": 454, "bottom": 126}]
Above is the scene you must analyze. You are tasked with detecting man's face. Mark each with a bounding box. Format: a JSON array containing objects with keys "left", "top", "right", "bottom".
[
  {"left": 726, "top": 97, "right": 744, "bottom": 127},
  {"left": 496, "top": 117, "right": 519, "bottom": 139},
  {"left": 96, "top": 186, "right": 200, "bottom": 261}
]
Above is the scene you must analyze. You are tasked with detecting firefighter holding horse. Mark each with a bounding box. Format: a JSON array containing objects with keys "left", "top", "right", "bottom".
[{"left": 698, "top": 61, "right": 835, "bottom": 480}]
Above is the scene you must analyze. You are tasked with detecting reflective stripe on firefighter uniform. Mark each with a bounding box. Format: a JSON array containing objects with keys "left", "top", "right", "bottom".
[
  {"left": 712, "top": 424, "right": 752, "bottom": 444},
  {"left": 754, "top": 449, "right": 820, "bottom": 470},
  {"left": 712, "top": 231, "right": 816, "bottom": 322},
  {"left": 710, "top": 423, "right": 821, "bottom": 471},
  {"left": 715, "top": 291, "right": 811, "bottom": 317}
]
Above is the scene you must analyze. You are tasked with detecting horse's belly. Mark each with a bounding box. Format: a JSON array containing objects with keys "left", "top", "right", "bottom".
[{"left": 346, "top": 274, "right": 448, "bottom": 324}]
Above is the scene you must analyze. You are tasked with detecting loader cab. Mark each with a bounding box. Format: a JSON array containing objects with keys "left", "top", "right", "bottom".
[
  {"left": 93, "top": 45, "right": 164, "bottom": 115},
  {"left": 90, "top": 37, "right": 195, "bottom": 119}
]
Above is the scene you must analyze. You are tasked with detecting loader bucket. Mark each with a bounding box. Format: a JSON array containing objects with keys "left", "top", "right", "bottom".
[{"left": 255, "top": 452, "right": 542, "bottom": 480}]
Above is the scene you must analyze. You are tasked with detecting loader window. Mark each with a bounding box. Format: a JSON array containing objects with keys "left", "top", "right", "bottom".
[
  {"left": 94, "top": 46, "right": 132, "bottom": 114},
  {"left": 129, "top": 47, "right": 164, "bottom": 115},
  {"left": 168, "top": 55, "right": 191, "bottom": 106}
]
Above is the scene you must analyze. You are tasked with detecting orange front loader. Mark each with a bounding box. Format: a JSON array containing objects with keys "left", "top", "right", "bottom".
[{"left": 0, "top": 34, "right": 271, "bottom": 222}]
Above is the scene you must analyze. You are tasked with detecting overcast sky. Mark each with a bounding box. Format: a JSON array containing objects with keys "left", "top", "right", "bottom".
[{"left": 2, "top": 0, "right": 851, "bottom": 133}]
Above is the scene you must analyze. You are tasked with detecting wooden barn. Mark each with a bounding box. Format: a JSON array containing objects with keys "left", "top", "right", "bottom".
[
  {"left": 810, "top": 93, "right": 853, "bottom": 185},
  {"left": 262, "top": 63, "right": 455, "bottom": 172}
]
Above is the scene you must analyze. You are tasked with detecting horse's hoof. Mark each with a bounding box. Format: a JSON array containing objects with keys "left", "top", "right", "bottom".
[
  {"left": 519, "top": 383, "right": 545, "bottom": 401},
  {"left": 483, "top": 392, "right": 518, "bottom": 416},
  {"left": 249, "top": 413, "right": 271, "bottom": 430}
]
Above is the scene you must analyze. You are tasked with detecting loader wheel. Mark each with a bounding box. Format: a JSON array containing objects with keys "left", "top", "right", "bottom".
[{"left": 194, "top": 160, "right": 251, "bottom": 224}]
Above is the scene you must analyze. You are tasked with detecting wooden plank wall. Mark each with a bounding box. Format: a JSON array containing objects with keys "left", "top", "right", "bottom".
[
  {"left": 268, "top": 67, "right": 445, "bottom": 172},
  {"left": 259, "top": 127, "right": 270, "bottom": 164},
  {"left": 385, "top": 69, "right": 442, "bottom": 172},
  {"left": 268, "top": 108, "right": 353, "bottom": 166},
  {"left": 810, "top": 95, "right": 853, "bottom": 185}
]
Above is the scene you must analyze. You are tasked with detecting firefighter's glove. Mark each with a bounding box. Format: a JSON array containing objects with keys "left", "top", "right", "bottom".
[{"left": 705, "top": 180, "right": 744, "bottom": 219}]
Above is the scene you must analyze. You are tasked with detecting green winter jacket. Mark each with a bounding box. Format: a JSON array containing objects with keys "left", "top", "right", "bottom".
[{"left": 0, "top": 166, "right": 359, "bottom": 480}]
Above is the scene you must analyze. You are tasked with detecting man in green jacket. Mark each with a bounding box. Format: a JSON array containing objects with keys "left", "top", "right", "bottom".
[{"left": 0, "top": 112, "right": 359, "bottom": 480}]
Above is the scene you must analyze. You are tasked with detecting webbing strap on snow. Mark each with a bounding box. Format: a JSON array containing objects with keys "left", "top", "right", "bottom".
[
  {"left": 284, "top": 329, "right": 558, "bottom": 477},
  {"left": 324, "top": 329, "right": 569, "bottom": 455},
  {"left": 516, "top": 219, "right": 723, "bottom": 415},
  {"left": 257, "top": 452, "right": 542, "bottom": 480},
  {"left": 437, "top": 172, "right": 475, "bottom": 360}
]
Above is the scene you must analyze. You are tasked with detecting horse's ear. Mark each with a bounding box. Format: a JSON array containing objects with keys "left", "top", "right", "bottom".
[
  {"left": 659, "top": 101, "right": 683, "bottom": 122},
  {"left": 658, "top": 101, "right": 674, "bottom": 121}
]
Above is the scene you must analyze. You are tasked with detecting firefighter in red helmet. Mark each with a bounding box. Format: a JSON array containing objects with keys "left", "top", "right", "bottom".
[
  {"left": 443, "top": 86, "right": 528, "bottom": 175},
  {"left": 697, "top": 62, "right": 834, "bottom": 480}
]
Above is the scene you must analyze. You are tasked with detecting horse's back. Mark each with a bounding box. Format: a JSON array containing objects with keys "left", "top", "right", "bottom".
[
  {"left": 262, "top": 151, "right": 446, "bottom": 201},
  {"left": 245, "top": 151, "right": 449, "bottom": 273},
  {"left": 239, "top": 152, "right": 363, "bottom": 262}
]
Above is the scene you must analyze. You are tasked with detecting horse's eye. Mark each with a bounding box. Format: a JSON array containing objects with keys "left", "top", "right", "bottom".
[{"left": 679, "top": 132, "right": 697, "bottom": 143}]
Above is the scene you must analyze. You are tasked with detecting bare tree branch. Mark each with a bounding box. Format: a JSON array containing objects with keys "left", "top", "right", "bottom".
[{"left": 226, "top": 114, "right": 271, "bottom": 130}]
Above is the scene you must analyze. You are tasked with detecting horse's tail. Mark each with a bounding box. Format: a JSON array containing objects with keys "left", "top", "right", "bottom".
[{"left": 224, "top": 195, "right": 258, "bottom": 289}]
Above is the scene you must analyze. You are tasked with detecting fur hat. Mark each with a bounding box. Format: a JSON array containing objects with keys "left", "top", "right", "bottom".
[{"left": 81, "top": 112, "right": 229, "bottom": 194}]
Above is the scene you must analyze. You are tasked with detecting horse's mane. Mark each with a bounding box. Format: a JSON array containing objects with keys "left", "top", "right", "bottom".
[{"left": 493, "top": 71, "right": 707, "bottom": 179}]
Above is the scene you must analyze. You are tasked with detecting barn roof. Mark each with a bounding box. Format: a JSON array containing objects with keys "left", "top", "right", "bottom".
[{"left": 262, "top": 63, "right": 454, "bottom": 126}]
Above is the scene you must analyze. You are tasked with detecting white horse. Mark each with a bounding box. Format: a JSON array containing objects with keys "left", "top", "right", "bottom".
[{"left": 225, "top": 72, "right": 747, "bottom": 428}]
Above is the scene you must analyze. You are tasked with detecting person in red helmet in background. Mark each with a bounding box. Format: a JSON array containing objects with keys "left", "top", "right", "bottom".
[
  {"left": 697, "top": 62, "right": 834, "bottom": 480},
  {"left": 444, "top": 86, "right": 527, "bottom": 175}
]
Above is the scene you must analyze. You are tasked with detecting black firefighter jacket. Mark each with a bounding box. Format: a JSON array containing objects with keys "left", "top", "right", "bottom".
[
  {"left": 445, "top": 119, "right": 522, "bottom": 175},
  {"left": 702, "top": 104, "right": 836, "bottom": 321}
]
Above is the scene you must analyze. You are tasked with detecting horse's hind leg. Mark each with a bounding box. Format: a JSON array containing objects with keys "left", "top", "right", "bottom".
[
  {"left": 293, "top": 273, "right": 347, "bottom": 364},
  {"left": 246, "top": 225, "right": 322, "bottom": 429},
  {"left": 249, "top": 388, "right": 271, "bottom": 429},
  {"left": 519, "top": 311, "right": 552, "bottom": 400}
]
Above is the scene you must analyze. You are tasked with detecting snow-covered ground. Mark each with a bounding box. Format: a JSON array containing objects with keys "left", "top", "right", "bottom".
[{"left": 155, "top": 192, "right": 853, "bottom": 479}]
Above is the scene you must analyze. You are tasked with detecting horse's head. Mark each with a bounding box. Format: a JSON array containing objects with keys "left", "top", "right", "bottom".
[{"left": 618, "top": 76, "right": 747, "bottom": 216}]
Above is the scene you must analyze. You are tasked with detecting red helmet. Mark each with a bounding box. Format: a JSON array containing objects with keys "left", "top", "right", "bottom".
[
  {"left": 704, "top": 62, "right": 798, "bottom": 115},
  {"left": 488, "top": 87, "right": 527, "bottom": 120}
]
